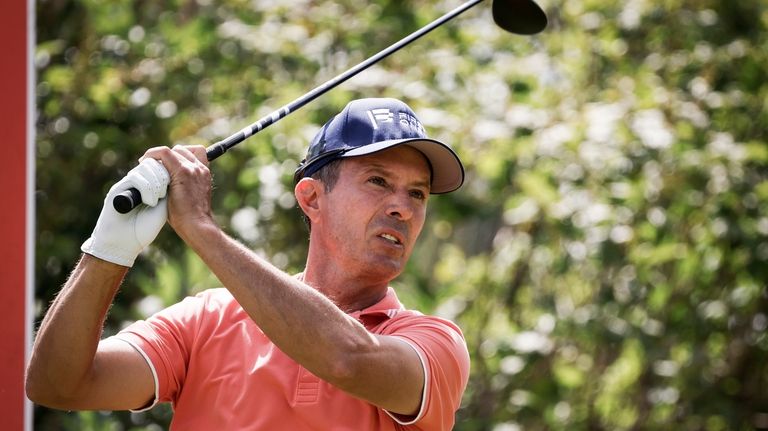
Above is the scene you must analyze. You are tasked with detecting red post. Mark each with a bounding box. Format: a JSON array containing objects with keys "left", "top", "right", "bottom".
[{"left": 0, "top": 0, "right": 33, "bottom": 429}]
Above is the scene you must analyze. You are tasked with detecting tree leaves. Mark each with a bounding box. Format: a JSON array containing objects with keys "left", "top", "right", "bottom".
[{"left": 35, "top": 0, "right": 768, "bottom": 429}]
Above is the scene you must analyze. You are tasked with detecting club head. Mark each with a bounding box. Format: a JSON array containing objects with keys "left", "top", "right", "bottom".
[{"left": 492, "top": 0, "right": 548, "bottom": 35}]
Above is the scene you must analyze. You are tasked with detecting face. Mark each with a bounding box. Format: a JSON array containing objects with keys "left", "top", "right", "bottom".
[{"left": 312, "top": 145, "right": 432, "bottom": 283}]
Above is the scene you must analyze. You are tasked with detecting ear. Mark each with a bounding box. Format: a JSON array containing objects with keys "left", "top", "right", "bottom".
[{"left": 295, "top": 178, "right": 323, "bottom": 222}]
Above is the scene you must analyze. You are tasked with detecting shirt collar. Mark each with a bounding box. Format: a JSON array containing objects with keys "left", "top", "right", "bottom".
[
  {"left": 295, "top": 273, "right": 406, "bottom": 322},
  {"left": 348, "top": 287, "right": 405, "bottom": 321}
]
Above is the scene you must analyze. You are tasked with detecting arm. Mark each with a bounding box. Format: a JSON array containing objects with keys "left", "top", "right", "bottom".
[
  {"left": 26, "top": 159, "right": 170, "bottom": 410},
  {"left": 147, "top": 145, "right": 425, "bottom": 416},
  {"left": 25, "top": 255, "right": 155, "bottom": 410}
]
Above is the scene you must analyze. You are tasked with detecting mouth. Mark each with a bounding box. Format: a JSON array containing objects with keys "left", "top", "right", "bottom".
[{"left": 378, "top": 232, "right": 403, "bottom": 246}]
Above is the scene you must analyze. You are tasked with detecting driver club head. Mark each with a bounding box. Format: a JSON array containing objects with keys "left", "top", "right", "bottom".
[{"left": 492, "top": 0, "right": 548, "bottom": 35}]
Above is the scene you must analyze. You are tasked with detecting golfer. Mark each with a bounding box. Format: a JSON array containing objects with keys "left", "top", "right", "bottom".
[{"left": 26, "top": 98, "right": 470, "bottom": 430}]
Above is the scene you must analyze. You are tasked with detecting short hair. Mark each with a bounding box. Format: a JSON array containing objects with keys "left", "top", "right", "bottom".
[{"left": 299, "top": 158, "right": 343, "bottom": 231}]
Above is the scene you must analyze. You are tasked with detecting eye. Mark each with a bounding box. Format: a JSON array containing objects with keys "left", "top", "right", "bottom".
[
  {"left": 368, "top": 176, "right": 387, "bottom": 187},
  {"left": 410, "top": 189, "right": 427, "bottom": 201}
]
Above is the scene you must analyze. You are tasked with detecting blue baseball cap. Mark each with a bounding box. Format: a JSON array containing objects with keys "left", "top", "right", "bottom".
[{"left": 294, "top": 98, "right": 464, "bottom": 194}]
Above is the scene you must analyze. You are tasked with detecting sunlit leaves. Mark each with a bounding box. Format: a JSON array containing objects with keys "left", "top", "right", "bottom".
[{"left": 34, "top": 0, "right": 768, "bottom": 429}]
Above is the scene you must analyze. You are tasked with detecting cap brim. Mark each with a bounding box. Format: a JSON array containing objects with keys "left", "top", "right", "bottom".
[
  {"left": 492, "top": 0, "right": 548, "bottom": 35},
  {"left": 343, "top": 138, "right": 464, "bottom": 194}
]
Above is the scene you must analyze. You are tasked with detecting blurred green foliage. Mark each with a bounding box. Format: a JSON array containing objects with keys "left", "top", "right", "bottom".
[{"left": 34, "top": 0, "right": 767, "bottom": 429}]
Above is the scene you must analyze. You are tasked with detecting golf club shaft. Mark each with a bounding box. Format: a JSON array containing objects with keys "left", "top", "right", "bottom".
[
  {"left": 206, "top": 0, "right": 485, "bottom": 160},
  {"left": 113, "top": 0, "right": 486, "bottom": 213}
]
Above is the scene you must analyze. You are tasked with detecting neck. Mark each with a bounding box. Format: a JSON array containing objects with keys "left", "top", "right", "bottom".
[
  {"left": 300, "top": 266, "right": 389, "bottom": 313},
  {"left": 301, "top": 245, "right": 391, "bottom": 313}
]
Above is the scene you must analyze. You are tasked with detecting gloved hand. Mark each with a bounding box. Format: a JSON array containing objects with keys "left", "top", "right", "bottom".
[{"left": 81, "top": 158, "right": 170, "bottom": 267}]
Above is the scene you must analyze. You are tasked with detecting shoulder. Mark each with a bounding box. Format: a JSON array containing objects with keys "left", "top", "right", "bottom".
[
  {"left": 193, "top": 287, "right": 237, "bottom": 307},
  {"left": 387, "top": 310, "right": 466, "bottom": 342},
  {"left": 383, "top": 311, "right": 470, "bottom": 374},
  {"left": 176, "top": 287, "right": 238, "bottom": 311},
  {"left": 382, "top": 311, "right": 470, "bottom": 429},
  {"left": 136, "top": 288, "right": 241, "bottom": 327},
  {"left": 115, "top": 288, "right": 246, "bottom": 355}
]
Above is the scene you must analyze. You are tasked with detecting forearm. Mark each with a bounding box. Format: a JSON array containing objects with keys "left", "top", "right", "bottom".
[
  {"left": 180, "top": 222, "right": 374, "bottom": 382},
  {"left": 26, "top": 254, "right": 128, "bottom": 404}
]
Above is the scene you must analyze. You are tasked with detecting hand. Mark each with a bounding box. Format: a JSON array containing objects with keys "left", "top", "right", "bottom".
[
  {"left": 141, "top": 145, "right": 213, "bottom": 241},
  {"left": 81, "top": 158, "right": 170, "bottom": 267}
]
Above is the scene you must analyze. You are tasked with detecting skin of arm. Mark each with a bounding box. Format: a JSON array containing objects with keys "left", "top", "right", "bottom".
[{"left": 25, "top": 255, "right": 155, "bottom": 410}]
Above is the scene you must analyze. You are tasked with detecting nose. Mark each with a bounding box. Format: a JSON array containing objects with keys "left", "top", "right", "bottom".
[{"left": 386, "top": 192, "right": 415, "bottom": 221}]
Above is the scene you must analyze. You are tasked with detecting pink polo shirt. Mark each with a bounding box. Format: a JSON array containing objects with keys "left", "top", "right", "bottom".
[{"left": 113, "top": 287, "right": 470, "bottom": 430}]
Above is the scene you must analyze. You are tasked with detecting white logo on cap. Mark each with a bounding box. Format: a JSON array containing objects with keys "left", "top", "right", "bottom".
[
  {"left": 366, "top": 109, "right": 394, "bottom": 129},
  {"left": 398, "top": 112, "right": 426, "bottom": 134},
  {"left": 366, "top": 109, "right": 425, "bottom": 134}
]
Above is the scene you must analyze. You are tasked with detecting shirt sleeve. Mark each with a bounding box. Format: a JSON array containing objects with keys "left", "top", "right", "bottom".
[
  {"left": 110, "top": 292, "right": 209, "bottom": 409},
  {"left": 385, "top": 315, "right": 471, "bottom": 431}
]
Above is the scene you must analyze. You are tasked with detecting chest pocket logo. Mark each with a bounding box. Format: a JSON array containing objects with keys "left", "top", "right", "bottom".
[{"left": 295, "top": 366, "right": 320, "bottom": 404}]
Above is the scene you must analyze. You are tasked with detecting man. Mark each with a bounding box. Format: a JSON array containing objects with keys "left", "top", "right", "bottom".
[{"left": 26, "top": 98, "right": 470, "bottom": 430}]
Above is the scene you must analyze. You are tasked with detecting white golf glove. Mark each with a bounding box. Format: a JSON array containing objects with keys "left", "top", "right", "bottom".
[{"left": 81, "top": 158, "right": 170, "bottom": 267}]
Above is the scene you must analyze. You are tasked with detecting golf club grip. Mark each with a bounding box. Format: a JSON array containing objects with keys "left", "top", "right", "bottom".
[
  {"left": 113, "top": 188, "right": 143, "bottom": 214},
  {"left": 112, "top": 142, "right": 227, "bottom": 213}
]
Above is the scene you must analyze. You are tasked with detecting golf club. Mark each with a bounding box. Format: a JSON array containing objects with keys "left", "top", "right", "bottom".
[{"left": 113, "top": 0, "right": 547, "bottom": 213}]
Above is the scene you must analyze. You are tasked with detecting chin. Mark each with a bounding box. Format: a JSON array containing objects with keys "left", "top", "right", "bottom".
[{"left": 364, "top": 259, "right": 404, "bottom": 282}]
